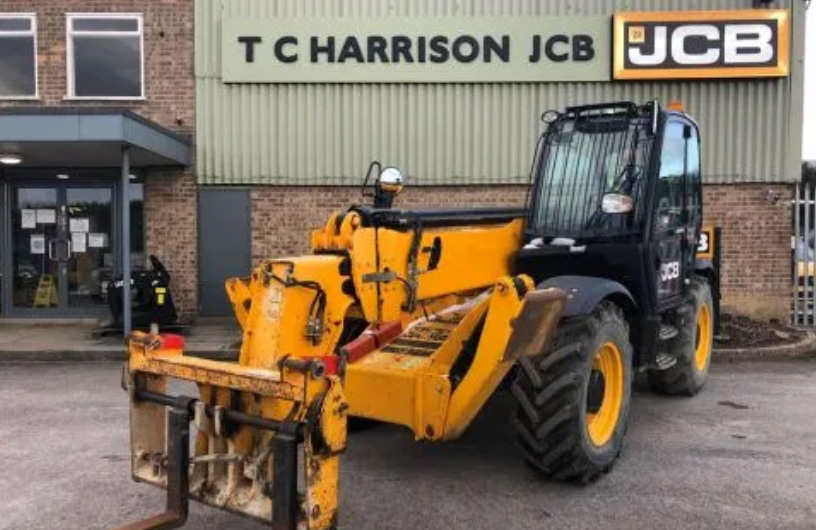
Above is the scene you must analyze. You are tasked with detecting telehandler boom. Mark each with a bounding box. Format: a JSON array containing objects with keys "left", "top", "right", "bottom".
[{"left": 115, "top": 101, "right": 719, "bottom": 530}]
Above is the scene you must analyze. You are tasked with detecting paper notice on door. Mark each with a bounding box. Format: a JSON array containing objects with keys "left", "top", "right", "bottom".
[
  {"left": 21, "top": 209, "right": 36, "bottom": 229},
  {"left": 36, "top": 209, "right": 56, "bottom": 224},
  {"left": 69, "top": 218, "right": 89, "bottom": 233},
  {"left": 30, "top": 234, "right": 45, "bottom": 254},
  {"left": 88, "top": 233, "right": 108, "bottom": 248},
  {"left": 71, "top": 232, "right": 87, "bottom": 253}
]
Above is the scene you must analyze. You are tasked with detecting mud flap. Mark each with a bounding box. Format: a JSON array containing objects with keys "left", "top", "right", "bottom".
[{"left": 503, "top": 288, "right": 567, "bottom": 361}]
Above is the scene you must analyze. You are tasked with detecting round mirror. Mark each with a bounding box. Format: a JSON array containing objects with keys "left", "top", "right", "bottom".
[{"left": 378, "top": 166, "right": 404, "bottom": 192}]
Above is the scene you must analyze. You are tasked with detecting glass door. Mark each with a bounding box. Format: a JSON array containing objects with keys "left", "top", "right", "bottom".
[
  {"left": 11, "top": 186, "right": 61, "bottom": 312},
  {"left": 66, "top": 187, "right": 113, "bottom": 309},
  {"left": 9, "top": 183, "right": 114, "bottom": 315}
]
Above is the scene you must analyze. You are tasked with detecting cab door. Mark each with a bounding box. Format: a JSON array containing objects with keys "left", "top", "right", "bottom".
[{"left": 651, "top": 117, "right": 700, "bottom": 308}]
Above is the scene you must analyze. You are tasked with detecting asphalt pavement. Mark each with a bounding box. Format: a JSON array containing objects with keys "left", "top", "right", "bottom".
[{"left": 1, "top": 361, "right": 815, "bottom": 530}]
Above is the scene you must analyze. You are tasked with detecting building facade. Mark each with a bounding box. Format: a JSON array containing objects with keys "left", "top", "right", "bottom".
[
  {"left": 0, "top": 0, "right": 808, "bottom": 322},
  {"left": 0, "top": 0, "right": 196, "bottom": 319}
]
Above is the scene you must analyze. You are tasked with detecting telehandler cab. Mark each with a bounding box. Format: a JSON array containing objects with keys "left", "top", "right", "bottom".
[{"left": 115, "top": 100, "right": 719, "bottom": 530}]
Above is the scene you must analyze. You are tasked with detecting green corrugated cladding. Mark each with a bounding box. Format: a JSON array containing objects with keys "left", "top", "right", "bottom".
[{"left": 194, "top": 0, "right": 807, "bottom": 186}]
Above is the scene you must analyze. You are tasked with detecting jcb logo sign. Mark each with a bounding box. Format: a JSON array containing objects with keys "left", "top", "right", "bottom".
[{"left": 613, "top": 10, "right": 790, "bottom": 80}]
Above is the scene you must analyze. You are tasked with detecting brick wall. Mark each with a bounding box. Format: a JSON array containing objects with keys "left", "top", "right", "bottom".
[
  {"left": 144, "top": 170, "right": 198, "bottom": 321},
  {"left": 1, "top": 0, "right": 198, "bottom": 319},
  {"left": 250, "top": 184, "right": 793, "bottom": 321},
  {"left": 703, "top": 184, "right": 793, "bottom": 320}
]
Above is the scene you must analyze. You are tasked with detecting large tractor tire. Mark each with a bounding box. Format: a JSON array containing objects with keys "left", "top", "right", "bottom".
[
  {"left": 648, "top": 278, "right": 714, "bottom": 396},
  {"left": 512, "top": 302, "right": 633, "bottom": 483}
]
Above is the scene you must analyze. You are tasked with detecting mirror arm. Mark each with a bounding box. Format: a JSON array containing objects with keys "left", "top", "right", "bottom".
[{"left": 373, "top": 187, "right": 396, "bottom": 209}]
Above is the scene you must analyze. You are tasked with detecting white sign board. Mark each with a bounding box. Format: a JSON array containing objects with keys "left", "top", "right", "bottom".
[
  {"left": 30, "top": 234, "right": 45, "bottom": 255},
  {"left": 36, "top": 209, "right": 55, "bottom": 224},
  {"left": 222, "top": 17, "right": 611, "bottom": 83},
  {"left": 70, "top": 218, "right": 89, "bottom": 233},
  {"left": 71, "top": 232, "right": 87, "bottom": 253},
  {"left": 21, "top": 209, "right": 36, "bottom": 229}
]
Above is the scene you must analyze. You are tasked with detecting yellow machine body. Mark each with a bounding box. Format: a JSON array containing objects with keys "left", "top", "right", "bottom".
[{"left": 119, "top": 209, "right": 565, "bottom": 530}]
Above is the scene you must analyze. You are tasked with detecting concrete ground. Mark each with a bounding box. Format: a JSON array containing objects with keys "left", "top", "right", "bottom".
[
  {"left": 0, "top": 361, "right": 815, "bottom": 530},
  {"left": 0, "top": 319, "right": 241, "bottom": 361}
]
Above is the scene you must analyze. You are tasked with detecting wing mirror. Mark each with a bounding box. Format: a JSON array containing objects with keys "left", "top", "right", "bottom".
[{"left": 601, "top": 193, "right": 635, "bottom": 214}]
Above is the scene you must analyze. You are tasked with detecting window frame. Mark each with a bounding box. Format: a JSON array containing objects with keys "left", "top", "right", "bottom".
[
  {"left": 65, "top": 12, "right": 145, "bottom": 101},
  {"left": 0, "top": 13, "right": 38, "bottom": 100}
]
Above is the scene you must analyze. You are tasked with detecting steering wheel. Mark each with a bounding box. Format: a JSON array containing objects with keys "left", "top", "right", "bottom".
[{"left": 149, "top": 255, "right": 170, "bottom": 282}]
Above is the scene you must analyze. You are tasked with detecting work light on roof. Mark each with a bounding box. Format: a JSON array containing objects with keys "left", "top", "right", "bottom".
[{"left": 541, "top": 110, "right": 560, "bottom": 124}]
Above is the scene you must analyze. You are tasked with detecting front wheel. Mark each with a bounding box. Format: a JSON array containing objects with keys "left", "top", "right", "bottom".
[{"left": 512, "top": 302, "right": 633, "bottom": 483}]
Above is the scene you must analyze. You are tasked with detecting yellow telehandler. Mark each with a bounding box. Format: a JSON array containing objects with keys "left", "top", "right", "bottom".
[{"left": 114, "top": 101, "right": 720, "bottom": 530}]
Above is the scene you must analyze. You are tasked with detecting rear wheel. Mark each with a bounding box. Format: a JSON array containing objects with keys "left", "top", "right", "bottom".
[
  {"left": 512, "top": 302, "right": 633, "bottom": 483},
  {"left": 648, "top": 278, "right": 713, "bottom": 396}
]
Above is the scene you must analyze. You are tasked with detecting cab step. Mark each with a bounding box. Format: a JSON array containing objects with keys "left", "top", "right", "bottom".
[
  {"left": 659, "top": 324, "right": 679, "bottom": 342},
  {"left": 653, "top": 351, "right": 678, "bottom": 370}
]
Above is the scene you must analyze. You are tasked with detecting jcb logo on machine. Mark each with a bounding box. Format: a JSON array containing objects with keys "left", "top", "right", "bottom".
[
  {"left": 613, "top": 10, "right": 790, "bottom": 80},
  {"left": 696, "top": 232, "right": 710, "bottom": 255},
  {"left": 696, "top": 225, "right": 715, "bottom": 260},
  {"left": 660, "top": 261, "right": 680, "bottom": 282}
]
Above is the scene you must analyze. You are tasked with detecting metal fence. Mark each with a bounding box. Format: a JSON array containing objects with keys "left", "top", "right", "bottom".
[{"left": 792, "top": 182, "right": 815, "bottom": 326}]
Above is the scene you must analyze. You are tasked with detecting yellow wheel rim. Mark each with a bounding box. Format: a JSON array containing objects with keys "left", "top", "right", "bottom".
[
  {"left": 586, "top": 342, "right": 624, "bottom": 447},
  {"left": 694, "top": 302, "right": 713, "bottom": 371}
]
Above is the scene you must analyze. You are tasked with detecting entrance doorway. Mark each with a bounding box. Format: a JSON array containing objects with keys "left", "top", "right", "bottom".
[
  {"left": 8, "top": 181, "right": 114, "bottom": 316},
  {"left": 0, "top": 108, "right": 190, "bottom": 322}
]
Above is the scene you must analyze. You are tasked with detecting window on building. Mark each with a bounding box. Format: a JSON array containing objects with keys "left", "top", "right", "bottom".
[
  {"left": 67, "top": 14, "right": 143, "bottom": 99},
  {"left": 0, "top": 14, "right": 37, "bottom": 98}
]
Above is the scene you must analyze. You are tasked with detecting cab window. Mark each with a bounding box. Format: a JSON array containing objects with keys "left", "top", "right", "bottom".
[
  {"left": 685, "top": 125, "right": 702, "bottom": 226},
  {"left": 655, "top": 120, "right": 687, "bottom": 230}
]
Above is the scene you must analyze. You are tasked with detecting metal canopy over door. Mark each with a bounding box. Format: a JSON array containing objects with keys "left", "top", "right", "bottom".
[
  {"left": 0, "top": 109, "right": 191, "bottom": 325},
  {"left": 7, "top": 181, "right": 114, "bottom": 316}
]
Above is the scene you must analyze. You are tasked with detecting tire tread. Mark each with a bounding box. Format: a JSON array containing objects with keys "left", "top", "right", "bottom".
[{"left": 512, "top": 302, "right": 631, "bottom": 483}]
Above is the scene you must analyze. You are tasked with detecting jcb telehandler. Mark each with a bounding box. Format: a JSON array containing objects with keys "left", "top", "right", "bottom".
[{"left": 115, "top": 101, "right": 719, "bottom": 530}]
